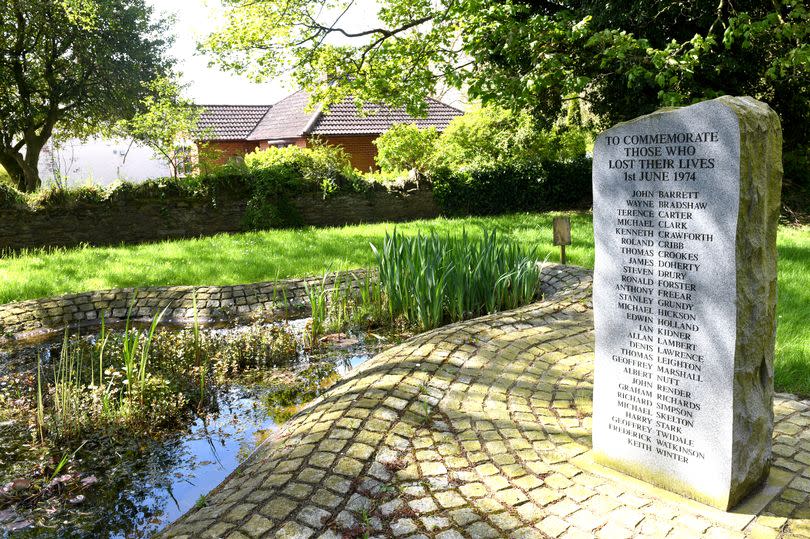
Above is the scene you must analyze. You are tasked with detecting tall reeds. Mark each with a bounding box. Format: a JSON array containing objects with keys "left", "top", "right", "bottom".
[{"left": 371, "top": 229, "right": 543, "bottom": 330}]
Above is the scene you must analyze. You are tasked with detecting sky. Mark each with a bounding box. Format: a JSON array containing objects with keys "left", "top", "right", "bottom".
[{"left": 151, "top": 0, "right": 293, "bottom": 105}]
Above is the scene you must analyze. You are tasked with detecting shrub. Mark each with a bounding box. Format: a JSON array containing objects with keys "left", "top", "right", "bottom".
[
  {"left": 28, "top": 184, "right": 108, "bottom": 209},
  {"left": 241, "top": 142, "right": 363, "bottom": 228},
  {"left": 433, "top": 157, "right": 593, "bottom": 216},
  {"left": 434, "top": 106, "right": 591, "bottom": 171},
  {"left": 0, "top": 181, "right": 26, "bottom": 209},
  {"left": 374, "top": 124, "right": 439, "bottom": 175},
  {"left": 244, "top": 140, "right": 358, "bottom": 194},
  {"left": 361, "top": 169, "right": 409, "bottom": 185}
]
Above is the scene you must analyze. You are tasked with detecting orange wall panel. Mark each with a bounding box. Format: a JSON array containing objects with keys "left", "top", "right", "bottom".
[
  {"left": 197, "top": 140, "right": 261, "bottom": 167},
  {"left": 312, "top": 135, "right": 380, "bottom": 172}
]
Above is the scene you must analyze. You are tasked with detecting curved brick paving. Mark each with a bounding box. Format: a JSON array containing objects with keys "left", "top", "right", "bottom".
[{"left": 161, "top": 265, "right": 810, "bottom": 539}]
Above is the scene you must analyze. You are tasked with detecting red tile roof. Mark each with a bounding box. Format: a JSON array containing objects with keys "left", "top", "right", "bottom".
[
  {"left": 245, "top": 90, "right": 316, "bottom": 142},
  {"left": 197, "top": 92, "right": 463, "bottom": 142},
  {"left": 197, "top": 105, "right": 271, "bottom": 140},
  {"left": 308, "top": 97, "right": 463, "bottom": 136}
]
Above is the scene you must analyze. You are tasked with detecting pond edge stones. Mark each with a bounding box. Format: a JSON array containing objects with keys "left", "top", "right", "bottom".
[{"left": 592, "top": 96, "right": 782, "bottom": 510}]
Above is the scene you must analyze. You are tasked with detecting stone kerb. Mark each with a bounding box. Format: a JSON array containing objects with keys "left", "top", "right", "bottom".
[{"left": 0, "top": 269, "right": 371, "bottom": 344}]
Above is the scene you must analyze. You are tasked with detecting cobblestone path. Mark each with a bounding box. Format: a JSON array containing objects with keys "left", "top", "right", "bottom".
[{"left": 161, "top": 265, "right": 810, "bottom": 539}]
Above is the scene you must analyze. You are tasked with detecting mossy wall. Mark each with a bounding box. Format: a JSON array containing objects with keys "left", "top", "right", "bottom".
[{"left": 0, "top": 190, "right": 438, "bottom": 252}]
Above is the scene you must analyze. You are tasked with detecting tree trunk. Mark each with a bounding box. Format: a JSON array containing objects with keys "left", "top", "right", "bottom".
[
  {"left": 0, "top": 146, "right": 43, "bottom": 193},
  {"left": 22, "top": 142, "right": 43, "bottom": 192}
]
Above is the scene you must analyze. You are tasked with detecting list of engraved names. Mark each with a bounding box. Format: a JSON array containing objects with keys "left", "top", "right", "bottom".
[{"left": 603, "top": 130, "right": 721, "bottom": 466}]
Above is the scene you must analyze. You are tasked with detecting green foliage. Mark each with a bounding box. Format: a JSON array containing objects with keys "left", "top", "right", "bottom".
[
  {"left": 0, "top": 166, "right": 12, "bottom": 187},
  {"left": 360, "top": 169, "right": 410, "bottom": 186},
  {"left": 204, "top": 0, "right": 808, "bottom": 195},
  {"left": 371, "top": 229, "right": 542, "bottom": 330},
  {"left": 433, "top": 158, "right": 593, "bottom": 217},
  {"left": 0, "top": 148, "right": 377, "bottom": 230},
  {"left": 374, "top": 124, "right": 438, "bottom": 174},
  {"left": 303, "top": 271, "right": 389, "bottom": 346},
  {"left": 0, "top": 0, "right": 173, "bottom": 192},
  {"left": 27, "top": 185, "right": 108, "bottom": 209},
  {"left": 26, "top": 313, "right": 301, "bottom": 444},
  {"left": 241, "top": 142, "right": 361, "bottom": 229},
  {"left": 0, "top": 181, "right": 26, "bottom": 209},
  {"left": 244, "top": 141, "right": 358, "bottom": 192},
  {"left": 117, "top": 78, "right": 202, "bottom": 179},
  {"left": 435, "top": 106, "right": 590, "bottom": 171}
]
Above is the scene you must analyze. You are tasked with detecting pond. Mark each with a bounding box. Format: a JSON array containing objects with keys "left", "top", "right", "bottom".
[{"left": 0, "top": 320, "right": 395, "bottom": 538}]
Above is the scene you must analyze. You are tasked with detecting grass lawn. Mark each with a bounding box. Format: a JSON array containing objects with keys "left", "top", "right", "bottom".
[{"left": 1, "top": 212, "right": 808, "bottom": 395}]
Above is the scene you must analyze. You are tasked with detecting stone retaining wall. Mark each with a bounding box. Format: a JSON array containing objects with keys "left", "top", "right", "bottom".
[
  {"left": 0, "top": 270, "right": 371, "bottom": 345},
  {"left": 0, "top": 190, "right": 438, "bottom": 252}
]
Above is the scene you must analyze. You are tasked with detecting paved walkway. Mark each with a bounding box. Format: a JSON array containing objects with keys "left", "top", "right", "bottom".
[{"left": 161, "top": 265, "right": 810, "bottom": 539}]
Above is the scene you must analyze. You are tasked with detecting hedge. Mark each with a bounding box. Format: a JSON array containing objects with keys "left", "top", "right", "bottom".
[{"left": 432, "top": 157, "right": 593, "bottom": 216}]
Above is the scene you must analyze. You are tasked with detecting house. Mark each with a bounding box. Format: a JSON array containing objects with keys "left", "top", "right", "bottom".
[{"left": 196, "top": 90, "right": 463, "bottom": 171}]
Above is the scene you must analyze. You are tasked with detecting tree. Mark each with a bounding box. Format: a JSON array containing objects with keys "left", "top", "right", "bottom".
[
  {"left": 374, "top": 124, "right": 438, "bottom": 175},
  {"left": 119, "top": 78, "right": 202, "bottom": 180},
  {"left": 0, "top": 0, "right": 172, "bottom": 192},
  {"left": 204, "top": 0, "right": 809, "bottom": 171}
]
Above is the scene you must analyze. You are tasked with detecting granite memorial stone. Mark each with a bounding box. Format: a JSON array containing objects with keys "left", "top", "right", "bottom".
[{"left": 592, "top": 96, "right": 782, "bottom": 510}]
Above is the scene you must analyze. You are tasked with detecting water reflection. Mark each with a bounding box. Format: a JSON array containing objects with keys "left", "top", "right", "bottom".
[{"left": 0, "top": 327, "right": 381, "bottom": 538}]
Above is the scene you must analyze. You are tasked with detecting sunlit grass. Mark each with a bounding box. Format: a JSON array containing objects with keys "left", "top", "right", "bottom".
[
  {"left": 0, "top": 213, "right": 595, "bottom": 304},
  {"left": 772, "top": 225, "right": 810, "bottom": 396},
  {"left": 1, "top": 213, "right": 807, "bottom": 395}
]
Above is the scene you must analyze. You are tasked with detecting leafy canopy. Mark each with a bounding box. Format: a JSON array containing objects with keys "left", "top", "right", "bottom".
[
  {"left": 434, "top": 106, "right": 590, "bottom": 172},
  {"left": 204, "top": 0, "right": 809, "bottom": 154},
  {"left": 118, "top": 78, "right": 201, "bottom": 179}
]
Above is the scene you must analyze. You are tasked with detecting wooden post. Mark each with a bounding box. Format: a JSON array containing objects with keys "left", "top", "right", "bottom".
[{"left": 552, "top": 217, "right": 572, "bottom": 265}]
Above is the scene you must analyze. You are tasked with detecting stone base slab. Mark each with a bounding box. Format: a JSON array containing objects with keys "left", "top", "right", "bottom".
[{"left": 572, "top": 452, "right": 796, "bottom": 531}]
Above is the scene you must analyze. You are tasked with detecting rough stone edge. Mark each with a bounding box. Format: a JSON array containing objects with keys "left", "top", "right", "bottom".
[
  {"left": 0, "top": 269, "right": 372, "bottom": 346},
  {"left": 720, "top": 95, "right": 782, "bottom": 508}
]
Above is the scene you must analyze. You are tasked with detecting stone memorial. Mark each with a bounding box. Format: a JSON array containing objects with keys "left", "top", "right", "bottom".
[{"left": 592, "top": 96, "right": 782, "bottom": 510}]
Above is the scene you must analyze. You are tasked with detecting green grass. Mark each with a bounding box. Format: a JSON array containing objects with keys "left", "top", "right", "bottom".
[
  {"left": 1, "top": 212, "right": 808, "bottom": 395},
  {"left": 0, "top": 213, "right": 595, "bottom": 304},
  {"left": 772, "top": 225, "right": 810, "bottom": 396}
]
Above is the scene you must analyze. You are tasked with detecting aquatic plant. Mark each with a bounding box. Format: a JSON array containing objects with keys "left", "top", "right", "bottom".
[
  {"left": 371, "top": 228, "right": 543, "bottom": 330},
  {"left": 27, "top": 306, "right": 300, "bottom": 447},
  {"left": 204, "top": 324, "right": 299, "bottom": 379},
  {"left": 302, "top": 271, "right": 391, "bottom": 346},
  {"left": 304, "top": 274, "right": 329, "bottom": 346}
]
